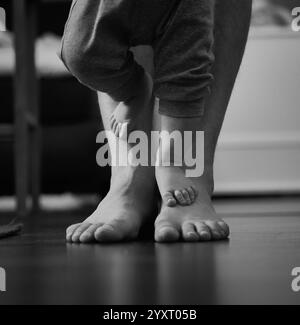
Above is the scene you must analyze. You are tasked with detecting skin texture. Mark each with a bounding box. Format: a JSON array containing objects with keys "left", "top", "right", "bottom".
[{"left": 66, "top": 0, "right": 252, "bottom": 243}]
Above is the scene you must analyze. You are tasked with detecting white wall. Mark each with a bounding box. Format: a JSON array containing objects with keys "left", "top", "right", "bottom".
[{"left": 214, "top": 28, "right": 300, "bottom": 195}]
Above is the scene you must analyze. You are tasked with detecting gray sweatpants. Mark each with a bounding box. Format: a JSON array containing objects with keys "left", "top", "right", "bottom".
[{"left": 60, "top": 0, "right": 215, "bottom": 117}]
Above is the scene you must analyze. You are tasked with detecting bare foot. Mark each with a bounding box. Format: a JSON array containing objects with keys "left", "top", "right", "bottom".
[
  {"left": 155, "top": 166, "right": 229, "bottom": 243},
  {"left": 154, "top": 113, "right": 229, "bottom": 242},
  {"left": 66, "top": 167, "right": 155, "bottom": 243},
  {"left": 110, "top": 71, "right": 153, "bottom": 139}
]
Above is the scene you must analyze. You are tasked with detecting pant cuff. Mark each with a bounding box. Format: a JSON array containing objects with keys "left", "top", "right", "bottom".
[{"left": 158, "top": 98, "right": 205, "bottom": 118}]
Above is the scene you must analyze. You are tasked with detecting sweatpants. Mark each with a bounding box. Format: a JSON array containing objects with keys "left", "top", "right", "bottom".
[{"left": 60, "top": 0, "right": 215, "bottom": 117}]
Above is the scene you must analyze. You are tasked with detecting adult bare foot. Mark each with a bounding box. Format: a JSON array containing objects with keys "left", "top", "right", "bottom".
[
  {"left": 155, "top": 174, "right": 229, "bottom": 242},
  {"left": 154, "top": 115, "right": 230, "bottom": 242},
  {"left": 66, "top": 166, "right": 156, "bottom": 243}
]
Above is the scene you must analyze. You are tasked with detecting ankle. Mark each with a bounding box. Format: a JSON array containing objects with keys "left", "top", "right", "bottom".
[
  {"left": 193, "top": 167, "right": 214, "bottom": 197},
  {"left": 110, "top": 165, "right": 155, "bottom": 193}
]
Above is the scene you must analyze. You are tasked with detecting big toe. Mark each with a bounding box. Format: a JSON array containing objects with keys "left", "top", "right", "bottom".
[
  {"left": 94, "top": 224, "right": 123, "bottom": 242},
  {"left": 155, "top": 224, "right": 180, "bottom": 242}
]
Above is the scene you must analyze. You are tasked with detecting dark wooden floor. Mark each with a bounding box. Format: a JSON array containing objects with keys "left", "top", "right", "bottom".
[{"left": 0, "top": 198, "right": 300, "bottom": 305}]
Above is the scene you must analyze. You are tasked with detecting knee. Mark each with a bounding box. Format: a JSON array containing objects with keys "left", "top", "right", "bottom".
[
  {"left": 60, "top": 37, "right": 92, "bottom": 85},
  {"left": 61, "top": 34, "right": 114, "bottom": 92}
]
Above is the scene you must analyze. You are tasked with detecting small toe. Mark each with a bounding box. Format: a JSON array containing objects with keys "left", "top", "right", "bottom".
[
  {"left": 195, "top": 222, "right": 212, "bottom": 241},
  {"left": 186, "top": 187, "right": 195, "bottom": 202},
  {"left": 71, "top": 223, "right": 91, "bottom": 243},
  {"left": 205, "top": 221, "right": 224, "bottom": 240},
  {"left": 66, "top": 223, "right": 81, "bottom": 242},
  {"left": 94, "top": 224, "right": 123, "bottom": 242},
  {"left": 182, "top": 223, "right": 199, "bottom": 242},
  {"left": 162, "top": 192, "right": 177, "bottom": 207},
  {"left": 217, "top": 220, "right": 230, "bottom": 237},
  {"left": 182, "top": 189, "right": 191, "bottom": 205},
  {"left": 79, "top": 224, "right": 103, "bottom": 243},
  {"left": 174, "top": 190, "right": 186, "bottom": 205}
]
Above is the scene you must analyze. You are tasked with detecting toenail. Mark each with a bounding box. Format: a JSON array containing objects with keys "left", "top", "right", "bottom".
[
  {"left": 158, "top": 228, "right": 174, "bottom": 235},
  {"left": 187, "top": 232, "right": 198, "bottom": 238}
]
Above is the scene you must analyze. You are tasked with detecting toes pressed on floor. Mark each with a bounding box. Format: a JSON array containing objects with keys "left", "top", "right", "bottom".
[
  {"left": 204, "top": 221, "right": 230, "bottom": 240},
  {"left": 182, "top": 223, "right": 199, "bottom": 242},
  {"left": 66, "top": 223, "right": 81, "bottom": 239},
  {"left": 217, "top": 220, "right": 230, "bottom": 237},
  {"left": 71, "top": 223, "right": 91, "bottom": 242},
  {"left": 155, "top": 226, "right": 180, "bottom": 242},
  {"left": 194, "top": 222, "right": 212, "bottom": 241},
  {"left": 79, "top": 224, "right": 103, "bottom": 243}
]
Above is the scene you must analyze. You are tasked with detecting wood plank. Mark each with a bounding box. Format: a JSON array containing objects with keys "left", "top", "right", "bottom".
[{"left": 0, "top": 198, "right": 299, "bottom": 305}]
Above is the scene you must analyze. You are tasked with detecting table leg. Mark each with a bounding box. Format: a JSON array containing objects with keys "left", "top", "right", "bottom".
[{"left": 13, "top": 0, "right": 40, "bottom": 216}]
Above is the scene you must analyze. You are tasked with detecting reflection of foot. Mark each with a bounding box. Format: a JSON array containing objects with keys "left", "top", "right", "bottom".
[
  {"left": 66, "top": 167, "right": 155, "bottom": 243},
  {"left": 155, "top": 171, "right": 229, "bottom": 243},
  {"left": 110, "top": 72, "right": 153, "bottom": 139}
]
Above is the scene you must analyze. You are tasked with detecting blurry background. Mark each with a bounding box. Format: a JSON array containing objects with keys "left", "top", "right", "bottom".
[
  {"left": 215, "top": 0, "right": 300, "bottom": 194},
  {"left": 0, "top": 0, "right": 299, "bottom": 212}
]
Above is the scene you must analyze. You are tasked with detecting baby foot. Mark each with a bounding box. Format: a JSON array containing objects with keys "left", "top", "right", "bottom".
[
  {"left": 155, "top": 141, "right": 198, "bottom": 207},
  {"left": 157, "top": 166, "right": 198, "bottom": 207},
  {"left": 110, "top": 71, "right": 153, "bottom": 139}
]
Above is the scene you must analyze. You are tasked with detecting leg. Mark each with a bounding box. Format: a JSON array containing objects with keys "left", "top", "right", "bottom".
[
  {"left": 155, "top": 0, "right": 252, "bottom": 242},
  {"left": 66, "top": 47, "right": 157, "bottom": 243},
  {"left": 60, "top": 0, "right": 175, "bottom": 138},
  {"left": 27, "top": 0, "right": 41, "bottom": 213}
]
